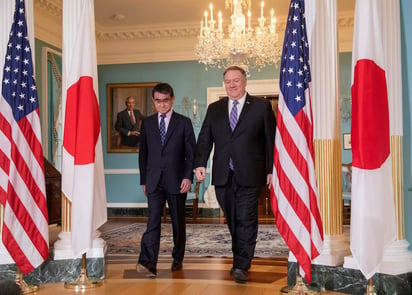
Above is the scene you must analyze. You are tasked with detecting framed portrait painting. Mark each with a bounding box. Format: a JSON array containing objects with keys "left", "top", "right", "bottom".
[
  {"left": 107, "top": 82, "right": 158, "bottom": 153},
  {"left": 343, "top": 133, "right": 352, "bottom": 150}
]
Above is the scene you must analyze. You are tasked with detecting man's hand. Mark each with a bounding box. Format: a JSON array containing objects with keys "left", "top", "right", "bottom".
[
  {"left": 128, "top": 130, "right": 140, "bottom": 136},
  {"left": 195, "top": 167, "right": 206, "bottom": 182},
  {"left": 180, "top": 179, "right": 192, "bottom": 193},
  {"left": 142, "top": 185, "right": 147, "bottom": 197},
  {"left": 266, "top": 174, "right": 272, "bottom": 190}
]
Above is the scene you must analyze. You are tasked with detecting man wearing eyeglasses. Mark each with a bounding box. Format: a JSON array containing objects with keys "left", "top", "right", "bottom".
[{"left": 136, "top": 83, "right": 196, "bottom": 277}]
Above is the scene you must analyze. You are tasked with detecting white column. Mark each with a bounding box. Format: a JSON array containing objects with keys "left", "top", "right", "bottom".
[{"left": 306, "top": 0, "right": 351, "bottom": 266}]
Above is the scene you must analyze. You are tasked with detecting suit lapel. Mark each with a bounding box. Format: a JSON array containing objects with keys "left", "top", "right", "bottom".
[
  {"left": 163, "top": 112, "right": 179, "bottom": 146},
  {"left": 219, "top": 97, "right": 231, "bottom": 130},
  {"left": 146, "top": 115, "right": 162, "bottom": 144},
  {"left": 237, "top": 95, "right": 252, "bottom": 127}
]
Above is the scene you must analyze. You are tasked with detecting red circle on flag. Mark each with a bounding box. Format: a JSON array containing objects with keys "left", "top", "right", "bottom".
[
  {"left": 351, "top": 59, "right": 390, "bottom": 170},
  {"left": 63, "top": 76, "right": 100, "bottom": 165}
]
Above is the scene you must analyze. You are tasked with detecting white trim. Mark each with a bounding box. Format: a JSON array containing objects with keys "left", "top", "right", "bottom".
[
  {"left": 108, "top": 202, "right": 147, "bottom": 208},
  {"left": 104, "top": 169, "right": 140, "bottom": 174},
  {"left": 107, "top": 202, "right": 212, "bottom": 208}
]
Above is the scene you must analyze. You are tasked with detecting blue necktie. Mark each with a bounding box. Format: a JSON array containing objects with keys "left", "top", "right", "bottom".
[
  {"left": 229, "top": 101, "right": 238, "bottom": 169},
  {"left": 160, "top": 114, "right": 166, "bottom": 145},
  {"left": 229, "top": 100, "right": 238, "bottom": 131}
]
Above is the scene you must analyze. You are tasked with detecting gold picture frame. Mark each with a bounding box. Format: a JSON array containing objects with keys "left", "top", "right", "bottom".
[
  {"left": 107, "top": 82, "right": 158, "bottom": 153},
  {"left": 343, "top": 133, "right": 352, "bottom": 150}
]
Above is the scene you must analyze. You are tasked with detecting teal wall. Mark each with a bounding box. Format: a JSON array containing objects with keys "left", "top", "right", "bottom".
[
  {"left": 400, "top": 0, "right": 412, "bottom": 248},
  {"left": 339, "top": 52, "right": 352, "bottom": 164}
]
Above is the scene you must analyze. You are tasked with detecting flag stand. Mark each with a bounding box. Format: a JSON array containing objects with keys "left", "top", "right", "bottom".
[
  {"left": 15, "top": 268, "right": 39, "bottom": 294},
  {"left": 64, "top": 253, "right": 103, "bottom": 290},
  {"left": 280, "top": 264, "right": 319, "bottom": 295},
  {"left": 364, "top": 278, "right": 377, "bottom": 295}
]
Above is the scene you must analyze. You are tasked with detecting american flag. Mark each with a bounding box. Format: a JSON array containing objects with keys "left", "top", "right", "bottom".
[
  {"left": 270, "top": 0, "right": 323, "bottom": 284},
  {"left": 0, "top": 0, "right": 49, "bottom": 274}
]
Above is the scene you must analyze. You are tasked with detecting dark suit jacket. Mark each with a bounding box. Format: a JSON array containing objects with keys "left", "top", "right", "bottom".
[
  {"left": 139, "top": 111, "right": 196, "bottom": 194},
  {"left": 115, "top": 109, "right": 143, "bottom": 147},
  {"left": 195, "top": 94, "right": 276, "bottom": 187}
]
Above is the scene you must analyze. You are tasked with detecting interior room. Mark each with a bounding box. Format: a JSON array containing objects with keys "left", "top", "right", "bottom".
[{"left": 1, "top": 0, "right": 412, "bottom": 294}]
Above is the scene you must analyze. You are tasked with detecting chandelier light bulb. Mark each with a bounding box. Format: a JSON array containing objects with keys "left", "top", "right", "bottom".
[{"left": 195, "top": 0, "right": 282, "bottom": 73}]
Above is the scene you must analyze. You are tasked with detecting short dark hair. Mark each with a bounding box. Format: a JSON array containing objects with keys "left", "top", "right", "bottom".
[
  {"left": 223, "top": 66, "right": 247, "bottom": 79},
  {"left": 152, "top": 83, "right": 174, "bottom": 98}
]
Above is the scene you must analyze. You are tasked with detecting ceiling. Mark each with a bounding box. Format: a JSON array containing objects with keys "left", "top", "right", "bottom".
[
  {"left": 95, "top": 0, "right": 291, "bottom": 28},
  {"left": 33, "top": 0, "right": 355, "bottom": 65},
  {"left": 94, "top": 0, "right": 354, "bottom": 28}
]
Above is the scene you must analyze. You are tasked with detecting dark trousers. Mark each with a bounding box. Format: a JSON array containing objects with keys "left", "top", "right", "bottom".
[
  {"left": 138, "top": 177, "right": 187, "bottom": 268},
  {"left": 215, "top": 170, "right": 261, "bottom": 270}
]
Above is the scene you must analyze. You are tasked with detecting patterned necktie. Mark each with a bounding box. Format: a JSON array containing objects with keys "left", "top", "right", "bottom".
[
  {"left": 229, "top": 100, "right": 238, "bottom": 131},
  {"left": 130, "top": 111, "right": 136, "bottom": 125},
  {"left": 159, "top": 114, "right": 166, "bottom": 145},
  {"left": 229, "top": 100, "right": 238, "bottom": 170}
]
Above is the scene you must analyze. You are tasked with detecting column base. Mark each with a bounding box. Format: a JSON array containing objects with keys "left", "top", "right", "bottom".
[
  {"left": 0, "top": 241, "right": 14, "bottom": 265},
  {"left": 0, "top": 255, "right": 105, "bottom": 284},
  {"left": 313, "top": 233, "right": 351, "bottom": 266},
  {"left": 0, "top": 230, "right": 107, "bottom": 284},
  {"left": 344, "top": 239, "right": 412, "bottom": 275},
  {"left": 287, "top": 232, "right": 351, "bottom": 267},
  {"left": 287, "top": 261, "right": 412, "bottom": 295},
  {"left": 53, "top": 231, "right": 106, "bottom": 260}
]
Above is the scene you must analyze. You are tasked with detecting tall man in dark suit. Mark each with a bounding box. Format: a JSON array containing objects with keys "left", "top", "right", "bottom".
[
  {"left": 137, "top": 83, "right": 196, "bottom": 277},
  {"left": 115, "top": 96, "right": 144, "bottom": 147},
  {"left": 195, "top": 66, "right": 276, "bottom": 284}
]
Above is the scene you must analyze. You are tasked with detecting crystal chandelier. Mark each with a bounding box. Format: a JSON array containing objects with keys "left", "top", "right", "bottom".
[{"left": 195, "top": 0, "right": 282, "bottom": 72}]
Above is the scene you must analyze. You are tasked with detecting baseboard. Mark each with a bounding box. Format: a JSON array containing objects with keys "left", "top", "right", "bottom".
[{"left": 107, "top": 207, "right": 221, "bottom": 218}]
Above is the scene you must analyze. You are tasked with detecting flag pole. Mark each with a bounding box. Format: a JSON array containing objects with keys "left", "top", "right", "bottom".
[
  {"left": 364, "top": 278, "right": 377, "bottom": 295},
  {"left": 15, "top": 268, "right": 39, "bottom": 294},
  {"left": 64, "top": 253, "right": 102, "bottom": 290},
  {"left": 280, "top": 263, "right": 319, "bottom": 294}
]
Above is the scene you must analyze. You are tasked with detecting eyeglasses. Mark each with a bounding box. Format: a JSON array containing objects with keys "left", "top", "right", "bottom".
[{"left": 153, "top": 98, "right": 171, "bottom": 104}]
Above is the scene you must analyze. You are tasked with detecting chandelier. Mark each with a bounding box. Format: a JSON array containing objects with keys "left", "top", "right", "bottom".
[{"left": 195, "top": 0, "right": 282, "bottom": 72}]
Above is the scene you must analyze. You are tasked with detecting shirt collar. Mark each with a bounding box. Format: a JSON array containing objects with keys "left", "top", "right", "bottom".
[
  {"left": 158, "top": 109, "right": 172, "bottom": 119},
  {"left": 229, "top": 93, "right": 247, "bottom": 108}
]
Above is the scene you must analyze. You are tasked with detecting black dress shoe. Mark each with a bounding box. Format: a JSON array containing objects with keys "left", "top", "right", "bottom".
[
  {"left": 230, "top": 268, "right": 248, "bottom": 284},
  {"left": 136, "top": 262, "right": 157, "bottom": 277},
  {"left": 171, "top": 259, "right": 183, "bottom": 271}
]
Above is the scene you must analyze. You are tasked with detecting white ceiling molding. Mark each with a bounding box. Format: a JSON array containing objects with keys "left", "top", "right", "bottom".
[{"left": 33, "top": 0, "right": 354, "bottom": 64}]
